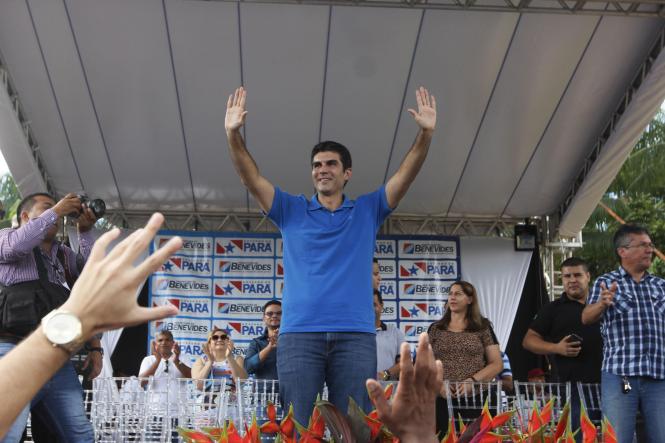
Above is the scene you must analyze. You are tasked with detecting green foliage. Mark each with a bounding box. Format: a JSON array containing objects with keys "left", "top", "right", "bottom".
[
  {"left": 0, "top": 173, "right": 20, "bottom": 227},
  {"left": 577, "top": 112, "right": 665, "bottom": 277}
]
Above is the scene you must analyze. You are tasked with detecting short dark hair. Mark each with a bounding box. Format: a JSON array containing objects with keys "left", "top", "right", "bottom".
[
  {"left": 372, "top": 257, "right": 379, "bottom": 264},
  {"left": 263, "top": 299, "right": 282, "bottom": 312},
  {"left": 373, "top": 289, "right": 383, "bottom": 305},
  {"left": 614, "top": 224, "right": 650, "bottom": 252},
  {"left": 156, "top": 330, "right": 174, "bottom": 340},
  {"left": 311, "top": 141, "right": 352, "bottom": 171},
  {"left": 17, "top": 192, "right": 55, "bottom": 225},
  {"left": 560, "top": 257, "right": 589, "bottom": 273}
]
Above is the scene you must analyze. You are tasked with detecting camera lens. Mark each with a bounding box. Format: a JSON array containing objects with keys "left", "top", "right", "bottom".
[{"left": 88, "top": 199, "right": 106, "bottom": 219}]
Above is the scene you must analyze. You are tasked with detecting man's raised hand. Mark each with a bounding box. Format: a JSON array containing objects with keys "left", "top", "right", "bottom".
[
  {"left": 600, "top": 281, "right": 617, "bottom": 308},
  {"left": 225, "top": 87, "right": 248, "bottom": 132},
  {"left": 407, "top": 87, "right": 437, "bottom": 132}
]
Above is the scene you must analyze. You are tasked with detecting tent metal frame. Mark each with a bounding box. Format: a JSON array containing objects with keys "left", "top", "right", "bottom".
[
  {"left": 193, "top": 0, "right": 665, "bottom": 18},
  {"left": 103, "top": 208, "right": 524, "bottom": 236},
  {"left": 557, "top": 25, "right": 665, "bottom": 224}
]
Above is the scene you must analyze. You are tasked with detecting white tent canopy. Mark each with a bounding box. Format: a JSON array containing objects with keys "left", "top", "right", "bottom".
[{"left": 0, "top": 0, "right": 664, "bottom": 234}]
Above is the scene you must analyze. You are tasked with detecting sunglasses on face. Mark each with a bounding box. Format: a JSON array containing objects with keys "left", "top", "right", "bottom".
[
  {"left": 210, "top": 334, "right": 228, "bottom": 341},
  {"left": 265, "top": 311, "right": 282, "bottom": 317}
]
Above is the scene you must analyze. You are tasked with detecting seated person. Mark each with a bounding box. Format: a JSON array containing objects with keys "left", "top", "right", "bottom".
[
  {"left": 243, "top": 300, "right": 281, "bottom": 380},
  {"left": 139, "top": 330, "right": 191, "bottom": 388},
  {"left": 374, "top": 289, "right": 405, "bottom": 381},
  {"left": 192, "top": 328, "right": 247, "bottom": 391},
  {"left": 497, "top": 351, "right": 514, "bottom": 395}
]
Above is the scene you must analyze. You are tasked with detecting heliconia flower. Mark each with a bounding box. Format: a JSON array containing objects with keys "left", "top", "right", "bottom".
[
  {"left": 383, "top": 383, "right": 395, "bottom": 400},
  {"left": 441, "top": 416, "right": 457, "bottom": 443},
  {"left": 540, "top": 398, "right": 555, "bottom": 425},
  {"left": 579, "top": 404, "right": 597, "bottom": 443},
  {"left": 553, "top": 402, "right": 571, "bottom": 441},
  {"left": 490, "top": 410, "right": 514, "bottom": 429},
  {"left": 480, "top": 398, "right": 493, "bottom": 430},
  {"left": 364, "top": 415, "right": 384, "bottom": 440},
  {"left": 267, "top": 402, "right": 277, "bottom": 423},
  {"left": 280, "top": 404, "right": 297, "bottom": 437},
  {"left": 201, "top": 426, "right": 223, "bottom": 439},
  {"left": 260, "top": 421, "right": 281, "bottom": 434},
  {"left": 527, "top": 401, "right": 544, "bottom": 434},
  {"left": 176, "top": 427, "right": 214, "bottom": 443},
  {"left": 601, "top": 417, "right": 617, "bottom": 443},
  {"left": 243, "top": 415, "right": 261, "bottom": 443}
]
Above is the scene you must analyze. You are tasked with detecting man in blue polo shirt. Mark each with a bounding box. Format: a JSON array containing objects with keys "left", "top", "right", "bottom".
[
  {"left": 224, "top": 86, "right": 436, "bottom": 424},
  {"left": 583, "top": 224, "right": 665, "bottom": 443}
]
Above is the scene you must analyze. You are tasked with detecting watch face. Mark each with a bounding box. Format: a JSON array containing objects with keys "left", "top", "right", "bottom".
[{"left": 46, "top": 312, "right": 81, "bottom": 344}]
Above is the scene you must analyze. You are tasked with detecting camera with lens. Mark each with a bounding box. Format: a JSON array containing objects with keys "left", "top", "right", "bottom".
[{"left": 70, "top": 194, "right": 106, "bottom": 219}]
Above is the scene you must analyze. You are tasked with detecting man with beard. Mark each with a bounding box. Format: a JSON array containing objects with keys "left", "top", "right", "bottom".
[
  {"left": 523, "top": 257, "right": 602, "bottom": 434},
  {"left": 244, "top": 300, "right": 281, "bottom": 380}
]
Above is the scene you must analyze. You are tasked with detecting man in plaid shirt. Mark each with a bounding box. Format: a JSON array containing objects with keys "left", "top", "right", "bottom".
[{"left": 583, "top": 224, "right": 665, "bottom": 443}]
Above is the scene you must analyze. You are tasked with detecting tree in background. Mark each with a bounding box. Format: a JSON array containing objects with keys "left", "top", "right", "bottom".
[
  {"left": 578, "top": 111, "right": 665, "bottom": 277},
  {"left": 0, "top": 173, "right": 20, "bottom": 228}
]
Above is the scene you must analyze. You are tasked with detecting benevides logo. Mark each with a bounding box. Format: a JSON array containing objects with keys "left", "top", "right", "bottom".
[
  {"left": 218, "top": 261, "right": 272, "bottom": 272},
  {"left": 401, "top": 242, "right": 455, "bottom": 255},
  {"left": 216, "top": 239, "right": 273, "bottom": 254},
  {"left": 155, "top": 321, "right": 209, "bottom": 333},
  {"left": 217, "top": 303, "right": 263, "bottom": 314},
  {"left": 159, "top": 238, "right": 211, "bottom": 250},
  {"left": 402, "top": 283, "right": 451, "bottom": 295},
  {"left": 404, "top": 324, "right": 429, "bottom": 336},
  {"left": 154, "top": 278, "right": 210, "bottom": 291}
]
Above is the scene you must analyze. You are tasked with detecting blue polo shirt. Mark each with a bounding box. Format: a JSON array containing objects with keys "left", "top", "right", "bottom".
[{"left": 268, "top": 186, "right": 392, "bottom": 333}]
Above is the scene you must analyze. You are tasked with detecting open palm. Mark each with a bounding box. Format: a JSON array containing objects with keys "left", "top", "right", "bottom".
[
  {"left": 225, "top": 87, "right": 248, "bottom": 131},
  {"left": 408, "top": 87, "right": 437, "bottom": 131}
]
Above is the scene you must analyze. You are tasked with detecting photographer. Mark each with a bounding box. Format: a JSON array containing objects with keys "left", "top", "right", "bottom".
[{"left": 0, "top": 192, "right": 98, "bottom": 442}]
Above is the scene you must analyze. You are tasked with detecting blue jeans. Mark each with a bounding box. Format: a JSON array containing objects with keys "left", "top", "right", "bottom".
[
  {"left": 277, "top": 332, "right": 376, "bottom": 426},
  {"left": 601, "top": 371, "right": 665, "bottom": 443},
  {"left": 0, "top": 341, "right": 93, "bottom": 443}
]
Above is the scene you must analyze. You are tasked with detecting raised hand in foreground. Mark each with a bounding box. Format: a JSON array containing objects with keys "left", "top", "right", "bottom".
[
  {"left": 0, "top": 213, "right": 182, "bottom": 439},
  {"left": 366, "top": 332, "right": 442, "bottom": 443}
]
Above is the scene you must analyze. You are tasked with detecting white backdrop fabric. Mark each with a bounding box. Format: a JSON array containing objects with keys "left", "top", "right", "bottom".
[{"left": 460, "top": 237, "right": 532, "bottom": 351}]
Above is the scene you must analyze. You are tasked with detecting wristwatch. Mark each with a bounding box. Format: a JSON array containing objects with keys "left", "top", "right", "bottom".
[
  {"left": 41, "top": 309, "right": 85, "bottom": 354},
  {"left": 382, "top": 370, "right": 391, "bottom": 381}
]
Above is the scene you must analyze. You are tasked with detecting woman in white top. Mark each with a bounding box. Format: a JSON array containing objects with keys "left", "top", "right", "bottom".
[{"left": 192, "top": 327, "right": 247, "bottom": 391}]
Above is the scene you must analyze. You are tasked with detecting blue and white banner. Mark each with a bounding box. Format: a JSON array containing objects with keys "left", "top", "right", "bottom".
[{"left": 149, "top": 233, "right": 461, "bottom": 365}]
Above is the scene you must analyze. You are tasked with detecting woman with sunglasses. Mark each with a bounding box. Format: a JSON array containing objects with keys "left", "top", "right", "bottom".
[{"left": 192, "top": 327, "right": 247, "bottom": 391}]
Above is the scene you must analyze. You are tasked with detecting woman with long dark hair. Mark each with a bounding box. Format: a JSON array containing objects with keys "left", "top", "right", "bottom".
[{"left": 427, "top": 280, "right": 503, "bottom": 435}]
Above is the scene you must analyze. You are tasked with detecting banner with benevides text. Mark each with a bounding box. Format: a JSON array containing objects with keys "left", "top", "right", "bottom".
[{"left": 148, "top": 232, "right": 461, "bottom": 366}]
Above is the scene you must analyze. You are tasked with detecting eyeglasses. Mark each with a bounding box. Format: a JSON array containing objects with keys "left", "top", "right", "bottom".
[
  {"left": 211, "top": 334, "right": 229, "bottom": 341},
  {"left": 163, "top": 360, "right": 169, "bottom": 373},
  {"left": 265, "top": 311, "right": 282, "bottom": 317},
  {"left": 623, "top": 242, "right": 655, "bottom": 250}
]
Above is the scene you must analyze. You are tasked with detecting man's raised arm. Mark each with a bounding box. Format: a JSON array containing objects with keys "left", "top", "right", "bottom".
[
  {"left": 385, "top": 87, "right": 437, "bottom": 209},
  {"left": 225, "top": 87, "right": 275, "bottom": 213}
]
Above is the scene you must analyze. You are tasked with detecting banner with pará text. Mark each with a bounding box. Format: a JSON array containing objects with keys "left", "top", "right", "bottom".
[{"left": 148, "top": 232, "right": 462, "bottom": 366}]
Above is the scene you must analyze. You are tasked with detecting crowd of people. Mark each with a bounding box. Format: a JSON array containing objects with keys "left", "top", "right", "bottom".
[{"left": 0, "top": 84, "right": 663, "bottom": 443}]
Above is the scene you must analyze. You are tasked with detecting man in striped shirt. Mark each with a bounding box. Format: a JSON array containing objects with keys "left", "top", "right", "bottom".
[
  {"left": 583, "top": 224, "right": 665, "bottom": 443},
  {"left": 0, "top": 192, "right": 98, "bottom": 443}
]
